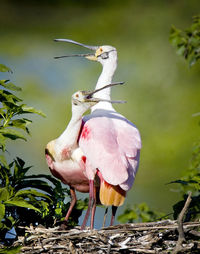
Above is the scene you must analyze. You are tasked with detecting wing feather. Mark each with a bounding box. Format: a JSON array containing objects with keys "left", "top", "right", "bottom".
[
  {"left": 79, "top": 117, "right": 129, "bottom": 185},
  {"left": 114, "top": 116, "right": 141, "bottom": 190}
]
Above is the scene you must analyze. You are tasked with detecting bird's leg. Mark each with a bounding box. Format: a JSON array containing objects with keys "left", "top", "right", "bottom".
[
  {"left": 102, "top": 207, "right": 108, "bottom": 228},
  {"left": 58, "top": 187, "right": 77, "bottom": 230},
  {"left": 110, "top": 206, "right": 117, "bottom": 226},
  {"left": 81, "top": 180, "right": 95, "bottom": 230},
  {"left": 64, "top": 187, "right": 77, "bottom": 221},
  {"left": 90, "top": 184, "right": 97, "bottom": 229}
]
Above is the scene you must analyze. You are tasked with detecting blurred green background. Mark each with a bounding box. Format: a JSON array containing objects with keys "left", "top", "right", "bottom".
[{"left": 1, "top": 0, "right": 200, "bottom": 226}]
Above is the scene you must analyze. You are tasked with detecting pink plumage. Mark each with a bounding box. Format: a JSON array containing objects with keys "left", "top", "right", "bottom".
[
  {"left": 80, "top": 112, "right": 141, "bottom": 190},
  {"left": 48, "top": 39, "right": 142, "bottom": 229}
]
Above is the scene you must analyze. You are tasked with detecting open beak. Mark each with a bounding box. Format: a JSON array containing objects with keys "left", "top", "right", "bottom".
[
  {"left": 83, "top": 82, "right": 126, "bottom": 104},
  {"left": 54, "top": 38, "right": 99, "bottom": 61}
]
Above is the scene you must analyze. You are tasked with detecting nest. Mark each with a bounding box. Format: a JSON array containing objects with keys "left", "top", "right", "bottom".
[
  {"left": 2, "top": 192, "right": 200, "bottom": 253},
  {"left": 13, "top": 219, "right": 200, "bottom": 254}
]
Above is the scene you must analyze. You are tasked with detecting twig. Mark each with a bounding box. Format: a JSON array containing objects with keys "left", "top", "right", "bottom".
[
  {"left": 172, "top": 191, "right": 192, "bottom": 254},
  {"left": 106, "top": 243, "right": 111, "bottom": 254},
  {"left": 189, "top": 229, "right": 200, "bottom": 237},
  {"left": 128, "top": 248, "right": 156, "bottom": 253}
]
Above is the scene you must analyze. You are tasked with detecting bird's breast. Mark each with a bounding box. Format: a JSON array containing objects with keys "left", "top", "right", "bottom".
[{"left": 52, "top": 159, "right": 89, "bottom": 192}]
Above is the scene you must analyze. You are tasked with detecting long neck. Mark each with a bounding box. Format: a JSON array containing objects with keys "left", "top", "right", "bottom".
[
  {"left": 56, "top": 109, "right": 82, "bottom": 149},
  {"left": 92, "top": 60, "right": 117, "bottom": 111}
]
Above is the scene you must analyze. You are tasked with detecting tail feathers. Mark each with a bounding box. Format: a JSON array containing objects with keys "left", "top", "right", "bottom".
[{"left": 100, "top": 180, "right": 126, "bottom": 206}]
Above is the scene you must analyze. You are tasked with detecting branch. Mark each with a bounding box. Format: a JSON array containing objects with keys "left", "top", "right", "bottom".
[{"left": 172, "top": 191, "right": 192, "bottom": 254}]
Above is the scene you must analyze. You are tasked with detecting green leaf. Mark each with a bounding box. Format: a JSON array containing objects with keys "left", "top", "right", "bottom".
[
  {"left": 21, "top": 106, "right": 46, "bottom": 117},
  {"left": 0, "top": 246, "right": 21, "bottom": 254},
  {"left": 0, "top": 203, "right": 5, "bottom": 221},
  {"left": 0, "top": 64, "right": 13, "bottom": 73},
  {"left": 24, "top": 174, "right": 63, "bottom": 187},
  {"left": 0, "top": 154, "right": 8, "bottom": 168},
  {"left": 0, "top": 80, "right": 21, "bottom": 91},
  {"left": 0, "top": 188, "right": 9, "bottom": 201},
  {"left": 15, "top": 189, "right": 52, "bottom": 200},
  {"left": 14, "top": 179, "right": 55, "bottom": 195},
  {"left": 169, "top": 16, "right": 200, "bottom": 67},
  {"left": 76, "top": 198, "right": 88, "bottom": 210},
  {"left": 118, "top": 207, "right": 137, "bottom": 223},
  {"left": 0, "top": 167, "right": 10, "bottom": 187},
  {"left": 0, "top": 89, "right": 15, "bottom": 103},
  {"left": 167, "top": 179, "right": 197, "bottom": 185},
  {"left": 0, "top": 128, "right": 26, "bottom": 141},
  {"left": 9, "top": 119, "right": 32, "bottom": 133},
  {"left": 189, "top": 54, "right": 197, "bottom": 67},
  {"left": 0, "top": 134, "right": 6, "bottom": 152},
  {"left": 55, "top": 207, "right": 62, "bottom": 216},
  {"left": 118, "top": 203, "right": 165, "bottom": 223},
  {"left": 4, "top": 199, "right": 41, "bottom": 213},
  {"left": 13, "top": 163, "right": 32, "bottom": 182},
  {"left": 4, "top": 216, "right": 15, "bottom": 228},
  {"left": 16, "top": 157, "right": 25, "bottom": 168}
]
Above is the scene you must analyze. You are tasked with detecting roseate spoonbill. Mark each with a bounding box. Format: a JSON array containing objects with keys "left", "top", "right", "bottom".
[
  {"left": 55, "top": 39, "right": 142, "bottom": 229},
  {"left": 45, "top": 83, "right": 125, "bottom": 228}
]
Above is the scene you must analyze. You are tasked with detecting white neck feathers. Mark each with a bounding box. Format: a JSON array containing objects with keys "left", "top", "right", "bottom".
[{"left": 92, "top": 59, "right": 117, "bottom": 111}]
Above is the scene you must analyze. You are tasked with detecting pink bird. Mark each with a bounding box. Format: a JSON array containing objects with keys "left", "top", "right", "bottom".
[
  {"left": 45, "top": 83, "right": 125, "bottom": 228},
  {"left": 55, "top": 39, "right": 142, "bottom": 229}
]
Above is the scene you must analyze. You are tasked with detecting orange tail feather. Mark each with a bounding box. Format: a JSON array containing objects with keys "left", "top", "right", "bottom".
[{"left": 100, "top": 180, "right": 126, "bottom": 206}]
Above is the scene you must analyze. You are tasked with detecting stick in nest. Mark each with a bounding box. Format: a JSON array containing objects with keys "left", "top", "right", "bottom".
[{"left": 172, "top": 191, "right": 192, "bottom": 254}]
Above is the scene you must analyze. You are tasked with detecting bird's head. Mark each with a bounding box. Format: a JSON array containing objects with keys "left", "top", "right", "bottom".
[
  {"left": 71, "top": 82, "right": 126, "bottom": 114},
  {"left": 85, "top": 45, "right": 117, "bottom": 65},
  {"left": 71, "top": 90, "right": 96, "bottom": 114},
  {"left": 54, "top": 39, "right": 117, "bottom": 66}
]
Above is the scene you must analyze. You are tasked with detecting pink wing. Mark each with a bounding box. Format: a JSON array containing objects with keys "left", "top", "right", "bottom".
[
  {"left": 113, "top": 117, "right": 141, "bottom": 190},
  {"left": 115, "top": 117, "right": 141, "bottom": 158},
  {"left": 79, "top": 117, "right": 129, "bottom": 185}
]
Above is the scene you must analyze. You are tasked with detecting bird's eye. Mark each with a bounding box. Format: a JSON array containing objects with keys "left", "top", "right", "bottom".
[
  {"left": 100, "top": 52, "right": 109, "bottom": 59},
  {"left": 75, "top": 94, "right": 79, "bottom": 98}
]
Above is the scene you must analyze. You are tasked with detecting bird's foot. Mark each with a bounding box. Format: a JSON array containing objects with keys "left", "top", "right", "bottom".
[{"left": 56, "top": 220, "right": 73, "bottom": 230}]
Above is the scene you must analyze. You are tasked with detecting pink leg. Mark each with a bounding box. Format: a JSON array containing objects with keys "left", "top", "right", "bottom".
[
  {"left": 64, "top": 187, "right": 77, "bottom": 221},
  {"left": 90, "top": 185, "right": 96, "bottom": 229},
  {"left": 81, "top": 180, "right": 95, "bottom": 230},
  {"left": 110, "top": 206, "right": 117, "bottom": 226}
]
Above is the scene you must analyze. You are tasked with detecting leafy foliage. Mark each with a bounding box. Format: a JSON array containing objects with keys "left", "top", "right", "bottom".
[
  {"left": 170, "top": 15, "right": 200, "bottom": 67},
  {"left": 0, "top": 64, "right": 13, "bottom": 74},
  {"left": 169, "top": 140, "right": 200, "bottom": 220},
  {"left": 0, "top": 77, "right": 45, "bottom": 153},
  {"left": 120, "top": 16, "right": 200, "bottom": 224},
  {"left": 0, "top": 64, "right": 86, "bottom": 244},
  {"left": 118, "top": 202, "right": 165, "bottom": 224},
  {"left": 0, "top": 245, "right": 21, "bottom": 254},
  {"left": 169, "top": 15, "right": 200, "bottom": 221}
]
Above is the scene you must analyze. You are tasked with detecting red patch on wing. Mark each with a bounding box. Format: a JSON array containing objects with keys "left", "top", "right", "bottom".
[
  {"left": 82, "top": 156, "right": 86, "bottom": 163},
  {"left": 81, "top": 126, "right": 90, "bottom": 140}
]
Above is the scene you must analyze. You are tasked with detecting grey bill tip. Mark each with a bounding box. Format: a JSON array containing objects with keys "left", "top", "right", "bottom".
[{"left": 54, "top": 38, "right": 98, "bottom": 51}]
